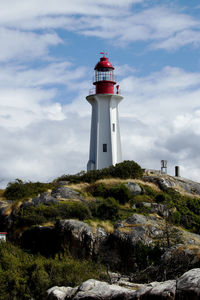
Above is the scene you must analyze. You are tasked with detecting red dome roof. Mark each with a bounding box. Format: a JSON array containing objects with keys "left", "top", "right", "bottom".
[{"left": 94, "top": 57, "right": 114, "bottom": 70}]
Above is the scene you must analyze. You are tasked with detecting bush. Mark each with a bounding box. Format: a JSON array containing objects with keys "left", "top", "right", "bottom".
[
  {"left": 57, "top": 160, "right": 143, "bottom": 183},
  {"left": 142, "top": 185, "right": 159, "bottom": 198},
  {"left": 14, "top": 202, "right": 92, "bottom": 227},
  {"left": 4, "top": 179, "right": 54, "bottom": 201},
  {"left": 155, "top": 193, "right": 172, "bottom": 204},
  {"left": 109, "top": 184, "right": 131, "bottom": 204},
  {"left": 92, "top": 183, "right": 131, "bottom": 204},
  {"left": 169, "top": 211, "right": 181, "bottom": 225},
  {"left": 89, "top": 197, "right": 119, "bottom": 220},
  {"left": 129, "top": 194, "right": 152, "bottom": 206},
  {"left": 0, "top": 242, "right": 105, "bottom": 300},
  {"left": 108, "top": 160, "right": 143, "bottom": 179}
]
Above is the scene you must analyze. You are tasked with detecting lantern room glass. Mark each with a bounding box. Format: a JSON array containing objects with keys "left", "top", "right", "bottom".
[{"left": 95, "top": 69, "right": 115, "bottom": 82}]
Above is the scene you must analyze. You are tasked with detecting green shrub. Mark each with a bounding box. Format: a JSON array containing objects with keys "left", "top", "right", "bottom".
[
  {"left": 155, "top": 193, "right": 172, "bottom": 204},
  {"left": 108, "top": 160, "right": 143, "bottom": 179},
  {"left": 169, "top": 211, "right": 181, "bottom": 225},
  {"left": 129, "top": 194, "right": 152, "bottom": 206},
  {"left": 109, "top": 184, "right": 131, "bottom": 204},
  {"left": 14, "top": 202, "right": 92, "bottom": 227},
  {"left": 186, "top": 198, "right": 200, "bottom": 215},
  {"left": 92, "top": 183, "right": 108, "bottom": 198},
  {"left": 4, "top": 179, "right": 54, "bottom": 201},
  {"left": 89, "top": 197, "right": 119, "bottom": 220},
  {"left": 142, "top": 185, "right": 159, "bottom": 198},
  {"left": 0, "top": 242, "right": 105, "bottom": 300},
  {"left": 57, "top": 160, "right": 143, "bottom": 183},
  {"left": 92, "top": 183, "right": 131, "bottom": 204}
]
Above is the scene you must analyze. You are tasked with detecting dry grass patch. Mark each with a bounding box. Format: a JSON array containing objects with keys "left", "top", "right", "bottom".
[
  {"left": 3, "top": 201, "right": 22, "bottom": 216},
  {"left": 68, "top": 182, "right": 90, "bottom": 192},
  {"left": 95, "top": 178, "right": 161, "bottom": 193},
  {"left": 87, "top": 220, "right": 114, "bottom": 234},
  {"left": 0, "top": 189, "right": 6, "bottom": 200},
  {"left": 42, "top": 222, "right": 55, "bottom": 227}
]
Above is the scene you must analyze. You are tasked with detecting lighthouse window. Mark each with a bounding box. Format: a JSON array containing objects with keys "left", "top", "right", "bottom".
[
  {"left": 112, "top": 123, "right": 115, "bottom": 132},
  {"left": 103, "top": 144, "right": 107, "bottom": 152}
]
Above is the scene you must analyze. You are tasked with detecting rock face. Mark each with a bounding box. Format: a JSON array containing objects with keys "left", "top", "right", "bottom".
[
  {"left": 55, "top": 219, "right": 96, "bottom": 259},
  {"left": 20, "top": 214, "right": 200, "bottom": 278},
  {"left": 135, "top": 202, "right": 171, "bottom": 218},
  {"left": 134, "top": 280, "right": 176, "bottom": 299},
  {"left": 51, "top": 187, "right": 82, "bottom": 200},
  {"left": 46, "top": 268, "right": 200, "bottom": 299},
  {"left": 0, "top": 200, "right": 13, "bottom": 231},
  {"left": 32, "top": 192, "right": 58, "bottom": 205},
  {"left": 143, "top": 174, "right": 200, "bottom": 195},
  {"left": 53, "top": 214, "right": 200, "bottom": 276}
]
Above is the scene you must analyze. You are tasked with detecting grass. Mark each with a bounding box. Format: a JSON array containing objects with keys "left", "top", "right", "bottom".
[
  {"left": 86, "top": 219, "right": 114, "bottom": 233},
  {"left": 0, "top": 189, "right": 6, "bottom": 200},
  {"left": 96, "top": 178, "right": 161, "bottom": 192}
]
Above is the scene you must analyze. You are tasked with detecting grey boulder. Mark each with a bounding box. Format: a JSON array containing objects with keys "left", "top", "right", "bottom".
[
  {"left": 47, "top": 279, "right": 136, "bottom": 300},
  {"left": 125, "top": 182, "right": 142, "bottom": 195},
  {"left": 47, "top": 268, "right": 200, "bottom": 299},
  {"left": 176, "top": 268, "right": 200, "bottom": 299},
  {"left": 51, "top": 187, "right": 82, "bottom": 200},
  {"left": 32, "top": 192, "right": 58, "bottom": 205}
]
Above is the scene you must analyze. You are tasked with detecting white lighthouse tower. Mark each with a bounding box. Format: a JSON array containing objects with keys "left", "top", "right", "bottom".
[{"left": 87, "top": 53, "right": 123, "bottom": 171}]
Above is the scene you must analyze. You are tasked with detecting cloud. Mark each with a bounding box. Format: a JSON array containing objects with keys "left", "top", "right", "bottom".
[
  {"left": 117, "top": 66, "right": 200, "bottom": 180},
  {"left": 79, "top": 6, "right": 200, "bottom": 49},
  {"left": 0, "top": 62, "right": 87, "bottom": 88},
  {"left": 1, "top": 63, "right": 200, "bottom": 185},
  {"left": 0, "top": 2, "right": 199, "bottom": 57},
  {"left": 0, "top": 28, "right": 62, "bottom": 62}
]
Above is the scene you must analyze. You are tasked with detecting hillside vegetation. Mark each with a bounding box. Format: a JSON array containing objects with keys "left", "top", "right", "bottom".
[{"left": 1, "top": 160, "right": 200, "bottom": 299}]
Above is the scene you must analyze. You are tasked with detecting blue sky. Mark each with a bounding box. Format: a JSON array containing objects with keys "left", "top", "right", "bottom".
[{"left": 1, "top": 0, "right": 200, "bottom": 186}]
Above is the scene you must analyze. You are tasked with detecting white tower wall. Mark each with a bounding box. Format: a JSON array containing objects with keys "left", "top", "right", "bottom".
[{"left": 87, "top": 93, "right": 123, "bottom": 171}]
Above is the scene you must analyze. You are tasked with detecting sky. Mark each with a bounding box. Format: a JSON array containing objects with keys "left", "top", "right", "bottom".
[{"left": 1, "top": 0, "right": 200, "bottom": 186}]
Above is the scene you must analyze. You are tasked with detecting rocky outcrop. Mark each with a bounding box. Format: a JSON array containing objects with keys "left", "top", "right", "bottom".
[
  {"left": 21, "top": 186, "right": 83, "bottom": 210},
  {"left": 32, "top": 192, "right": 58, "bottom": 205},
  {"left": 20, "top": 214, "right": 200, "bottom": 277},
  {"left": 134, "top": 202, "right": 171, "bottom": 217},
  {"left": 47, "top": 279, "right": 136, "bottom": 300},
  {"left": 134, "top": 280, "right": 176, "bottom": 299},
  {"left": 143, "top": 174, "right": 200, "bottom": 195},
  {"left": 0, "top": 200, "right": 13, "bottom": 231},
  {"left": 51, "top": 186, "right": 83, "bottom": 201},
  {"left": 58, "top": 215, "right": 200, "bottom": 276},
  {"left": 55, "top": 219, "right": 95, "bottom": 259},
  {"left": 160, "top": 245, "right": 200, "bottom": 280},
  {"left": 46, "top": 268, "right": 200, "bottom": 299}
]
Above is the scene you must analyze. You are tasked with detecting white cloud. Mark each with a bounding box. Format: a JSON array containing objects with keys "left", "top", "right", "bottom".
[
  {"left": 0, "top": 62, "right": 87, "bottom": 88},
  {"left": 0, "top": 28, "right": 62, "bottom": 62},
  {"left": 118, "top": 66, "right": 200, "bottom": 181},
  {"left": 79, "top": 6, "right": 200, "bottom": 49},
  {"left": 1, "top": 1, "right": 200, "bottom": 186},
  {"left": 0, "top": 60, "right": 88, "bottom": 130},
  {"left": 1, "top": 64, "right": 200, "bottom": 185},
  {"left": 0, "top": 2, "right": 199, "bottom": 58}
]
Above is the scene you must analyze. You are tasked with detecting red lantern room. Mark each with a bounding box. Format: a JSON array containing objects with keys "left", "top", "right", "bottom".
[{"left": 93, "top": 53, "right": 116, "bottom": 94}]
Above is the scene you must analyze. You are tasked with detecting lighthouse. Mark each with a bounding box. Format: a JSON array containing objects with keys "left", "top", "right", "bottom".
[{"left": 86, "top": 53, "right": 123, "bottom": 171}]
